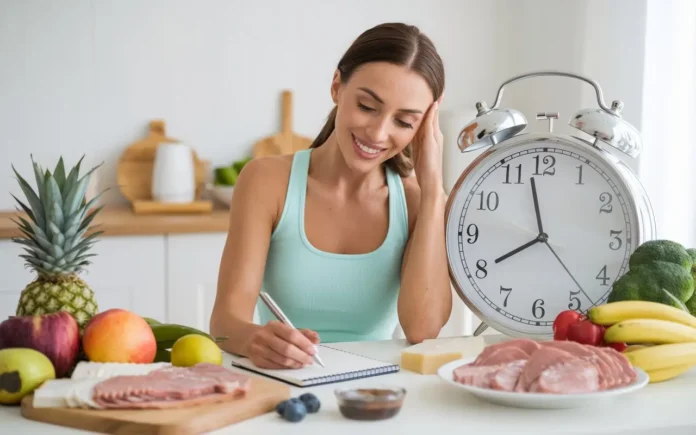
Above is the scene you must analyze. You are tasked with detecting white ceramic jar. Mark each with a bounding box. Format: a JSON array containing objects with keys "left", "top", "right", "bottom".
[{"left": 151, "top": 143, "right": 196, "bottom": 203}]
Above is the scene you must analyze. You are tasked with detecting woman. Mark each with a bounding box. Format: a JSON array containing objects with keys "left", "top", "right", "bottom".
[{"left": 210, "top": 22, "right": 452, "bottom": 369}]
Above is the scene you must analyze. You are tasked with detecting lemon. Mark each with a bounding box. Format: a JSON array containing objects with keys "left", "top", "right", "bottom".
[{"left": 170, "top": 334, "right": 223, "bottom": 367}]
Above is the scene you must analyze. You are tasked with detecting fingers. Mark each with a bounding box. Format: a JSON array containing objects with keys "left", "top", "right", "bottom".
[
  {"left": 251, "top": 354, "right": 289, "bottom": 370},
  {"left": 270, "top": 322, "right": 317, "bottom": 356},
  {"left": 301, "top": 329, "right": 321, "bottom": 344}
]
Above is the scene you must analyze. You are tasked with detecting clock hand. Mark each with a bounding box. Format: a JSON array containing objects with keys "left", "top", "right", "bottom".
[
  {"left": 530, "top": 177, "right": 544, "bottom": 235},
  {"left": 494, "top": 235, "right": 543, "bottom": 264},
  {"left": 543, "top": 241, "right": 595, "bottom": 307}
]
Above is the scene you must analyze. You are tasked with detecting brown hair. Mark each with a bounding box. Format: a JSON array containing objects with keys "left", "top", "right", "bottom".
[{"left": 310, "top": 22, "right": 445, "bottom": 177}]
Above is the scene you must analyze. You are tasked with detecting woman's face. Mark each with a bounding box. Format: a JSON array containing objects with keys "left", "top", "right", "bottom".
[{"left": 330, "top": 61, "right": 434, "bottom": 174}]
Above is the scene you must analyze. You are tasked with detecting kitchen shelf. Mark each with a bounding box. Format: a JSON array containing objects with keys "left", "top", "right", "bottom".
[{"left": 0, "top": 204, "right": 231, "bottom": 239}]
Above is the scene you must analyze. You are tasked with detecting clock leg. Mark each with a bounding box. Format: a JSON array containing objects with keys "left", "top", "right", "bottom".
[{"left": 473, "top": 321, "right": 489, "bottom": 336}]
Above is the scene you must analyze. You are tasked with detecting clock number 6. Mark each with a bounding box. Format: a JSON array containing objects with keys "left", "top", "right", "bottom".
[{"left": 532, "top": 299, "right": 545, "bottom": 319}]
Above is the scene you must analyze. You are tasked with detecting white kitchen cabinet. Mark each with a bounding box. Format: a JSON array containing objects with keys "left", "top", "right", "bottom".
[
  {"left": 165, "top": 233, "right": 228, "bottom": 332},
  {"left": 0, "top": 237, "right": 166, "bottom": 323}
]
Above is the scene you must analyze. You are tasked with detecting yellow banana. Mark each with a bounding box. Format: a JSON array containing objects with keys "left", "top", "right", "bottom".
[
  {"left": 647, "top": 364, "right": 695, "bottom": 383},
  {"left": 603, "top": 318, "right": 696, "bottom": 344},
  {"left": 625, "top": 342, "right": 696, "bottom": 372},
  {"left": 624, "top": 344, "right": 653, "bottom": 353},
  {"left": 588, "top": 301, "right": 696, "bottom": 328}
]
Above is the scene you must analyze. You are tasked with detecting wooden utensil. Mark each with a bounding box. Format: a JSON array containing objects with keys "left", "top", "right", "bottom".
[
  {"left": 116, "top": 120, "right": 212, "bottom": 214},
  {"left": 252, "top": 90, "right": 313, "bottom": 158},
  {"left": 21, "top": 374, "right": 290, "bottom": 435}
]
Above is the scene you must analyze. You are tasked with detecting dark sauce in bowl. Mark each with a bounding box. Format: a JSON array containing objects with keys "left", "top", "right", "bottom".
[{"left": 334, "top": 387, "right": 406, "bottom": 421}]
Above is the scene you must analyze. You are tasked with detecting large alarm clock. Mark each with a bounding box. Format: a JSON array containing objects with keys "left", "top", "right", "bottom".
[{"left": 445, "top": 71, "right": 657, "bottom": 339}]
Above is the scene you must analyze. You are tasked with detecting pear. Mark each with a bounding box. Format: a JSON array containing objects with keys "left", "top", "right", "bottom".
[{"left": 0, "top": 348, "right": 55, "bottom": 405}]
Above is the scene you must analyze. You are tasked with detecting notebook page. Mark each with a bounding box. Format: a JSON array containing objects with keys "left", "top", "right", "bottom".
[{"left": 229, "top": 345, "right": 397, "bottom": 385}]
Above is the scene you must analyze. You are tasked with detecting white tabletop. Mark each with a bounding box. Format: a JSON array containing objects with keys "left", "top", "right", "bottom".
[{"left": 2, "top": 335, "right": 696, "bottom": 435}]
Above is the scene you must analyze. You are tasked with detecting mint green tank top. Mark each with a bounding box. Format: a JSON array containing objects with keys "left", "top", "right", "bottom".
[{"left": 256, "top": 149, "right": 409, "bottom": 343}]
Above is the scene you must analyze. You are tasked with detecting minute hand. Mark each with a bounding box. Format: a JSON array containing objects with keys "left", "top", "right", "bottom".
[{"left": 544, "top": 241, "right": 593, "bottom": 305}]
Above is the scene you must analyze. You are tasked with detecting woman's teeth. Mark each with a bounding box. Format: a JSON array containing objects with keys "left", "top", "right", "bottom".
[{"left": 355, "top": 137, "right": 382, "bottom": 154}]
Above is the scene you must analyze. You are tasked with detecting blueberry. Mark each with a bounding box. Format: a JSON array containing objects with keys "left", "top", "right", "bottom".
[
  {"left": 275, "top": 400, "right": 287, "bottom": 416},
  {"left": 299, "top": 393, "right": 321, "bottom": 413},
  {"left": 283, "top": 399, "right": 307, "bottom": 422}
]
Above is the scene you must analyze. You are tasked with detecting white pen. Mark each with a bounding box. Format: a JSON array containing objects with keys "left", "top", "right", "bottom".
[{"left": 259, "top": 292, "right": 325, "bottom": 367}]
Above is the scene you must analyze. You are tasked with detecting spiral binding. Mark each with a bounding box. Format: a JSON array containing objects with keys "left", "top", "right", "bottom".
[{"left": 301, "top": 344, "right": 400, "bottom": 385}]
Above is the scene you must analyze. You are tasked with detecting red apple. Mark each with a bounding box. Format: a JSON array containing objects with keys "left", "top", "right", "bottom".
[
  {"left": 82, "top": 308, "right": 156, "bottom": 363},
  {"left": 0, "top": 311, "right": 80, "bottom": 378}
]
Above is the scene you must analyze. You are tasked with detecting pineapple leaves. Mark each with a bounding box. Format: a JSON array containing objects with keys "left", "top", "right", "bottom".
[
  {"left": 11, "top": 194, "right": 36, "bottom": 224},
  {"left": 63, "top": 155, "right": 84, "bottom": 201},
  {"left": 31, "top": 156, "right": 47, "bottom": 206},
  {"left": 53, "top": 157, "right": 67, "bottom": 191},
  {"left": 63, "top": 161, "right": 103, "bottom": 219},
  {"left": 46, "top": 175, "right": 65, "bottom": 237},
  {"left": 12, "top": 164, "right": 46, "bottom": 230}
]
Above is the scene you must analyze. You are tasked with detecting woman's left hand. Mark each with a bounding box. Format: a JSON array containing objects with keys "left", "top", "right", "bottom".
[{"left": 412, "top": 96, "right": 445, "bottom": 198}]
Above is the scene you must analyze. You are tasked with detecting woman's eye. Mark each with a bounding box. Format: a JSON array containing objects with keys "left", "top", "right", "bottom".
[
  {"left": 396, "top": 119, "right": 413, "bottom": 129},
  {"left": 358, "top": 103, "right": 374, "bottom": 112}
]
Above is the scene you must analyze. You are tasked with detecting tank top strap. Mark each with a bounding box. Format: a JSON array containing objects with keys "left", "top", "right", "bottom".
[
  {"left": 384, "top": 166, "right": 409, "bottom": 245},
  {"left": 270, "top": 149, "right": 311, "bottom": 240}
]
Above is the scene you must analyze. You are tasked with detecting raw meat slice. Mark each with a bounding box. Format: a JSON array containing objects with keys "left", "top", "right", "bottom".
[
  {"left": 513, "top": 346, "right": 578, "bottom": 392},
  {"left": 598, "top": 347, "right": 638, "bottom": 387},
  {"left": 92, "top": 363, "right": 251, "bottom": 409},
  {"left": 472, "top": 339, "right": 541, "bottom": 366},
  {"left": 475, "top": 347, "right": 530, "bottom": 366},
  {"left": 491, "top": 360, "right": 527, "bottom": 391},
  {"left": 542, "top": 341, "right": 612, "bottom": 389},
  {"left": 453, "top": 363, "right": 501, "bottom": 388},
  {"left": 535, "top": 359, "right": 600, "bottom": 394}
]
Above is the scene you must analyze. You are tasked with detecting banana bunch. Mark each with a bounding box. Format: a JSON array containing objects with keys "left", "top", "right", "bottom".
[
  {"left": 588, "top": 301, "right": 696, "bottom": 383},
  {"left": 143, "top": 317, "right": 228, "bottom": 362}
]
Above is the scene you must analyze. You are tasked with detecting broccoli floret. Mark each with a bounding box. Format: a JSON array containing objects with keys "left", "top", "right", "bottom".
[
  {"left": 608, "top": 261, "right": 695, "bottom": 308},
  {"left": 629, "top": 239, "right": 693, "bottom": 270}
]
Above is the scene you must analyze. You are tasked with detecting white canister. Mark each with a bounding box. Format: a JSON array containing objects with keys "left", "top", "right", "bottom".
[{"left": 151, "top": 143, "right": 196, "bottom": 203}]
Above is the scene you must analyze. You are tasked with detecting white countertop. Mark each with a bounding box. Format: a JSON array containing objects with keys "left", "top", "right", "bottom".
[{"left": 2, "top": 336, "right": 696, "bottom": 435}]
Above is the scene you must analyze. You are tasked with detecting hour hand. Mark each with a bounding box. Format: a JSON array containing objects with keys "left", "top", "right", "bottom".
[{"left": 494, "top": 237, "right": 541, "bottom": 264}]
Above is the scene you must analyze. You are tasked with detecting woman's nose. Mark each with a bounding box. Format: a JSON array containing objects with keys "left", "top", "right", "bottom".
[{"left": 365, "top": 117, "right": 389, "bottom": 143}]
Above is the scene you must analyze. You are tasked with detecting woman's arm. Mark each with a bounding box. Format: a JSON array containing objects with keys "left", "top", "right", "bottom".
[
  {"left": 209, "top": 157, "right": 318, "bottom": 368},
  {"left": 397, "top": 97, "right": 452, "bottom": 344},
  {"left": 398, "top": 179, "right": 452, "bottom": 344}
]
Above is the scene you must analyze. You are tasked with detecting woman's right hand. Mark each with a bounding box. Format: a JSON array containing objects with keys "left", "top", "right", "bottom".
[{"left": 243, "top": 321, "right": 321, "bottom": 369}]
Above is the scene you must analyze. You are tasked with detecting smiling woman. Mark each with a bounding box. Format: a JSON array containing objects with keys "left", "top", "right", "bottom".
[{"left": 210, "top": 22, "right": 452, "bottom": 370}]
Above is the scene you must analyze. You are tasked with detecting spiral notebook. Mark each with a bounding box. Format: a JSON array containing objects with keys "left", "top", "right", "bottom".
[{"left": 229, "top": 345, "right": 400, "bottom": 387}]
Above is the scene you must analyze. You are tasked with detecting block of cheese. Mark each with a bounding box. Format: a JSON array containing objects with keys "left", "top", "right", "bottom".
[
  {"left": 400, "top": 336, "right": 485, "bottom": 374},
  {"left": 70, "top": 361, "right": 171, "bottom": 380}
]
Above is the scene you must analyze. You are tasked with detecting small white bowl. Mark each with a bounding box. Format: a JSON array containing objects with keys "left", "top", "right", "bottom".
[{"left": 208, "top": 184, "right": 234, "bottom": 207}]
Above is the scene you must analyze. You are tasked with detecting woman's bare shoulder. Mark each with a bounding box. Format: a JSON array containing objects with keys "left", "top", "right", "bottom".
[{"left": 234, "top": 154, "right": 295, "bottom": 223}]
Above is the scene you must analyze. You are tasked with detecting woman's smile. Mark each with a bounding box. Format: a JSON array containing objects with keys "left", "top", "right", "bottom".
[{"left": 352, "top": 133, "right": 386, "bottom": 160}]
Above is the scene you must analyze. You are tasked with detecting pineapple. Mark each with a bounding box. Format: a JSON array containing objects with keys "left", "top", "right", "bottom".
[{"left": 10, "top": 155, "right": 104, "bottom": 331}]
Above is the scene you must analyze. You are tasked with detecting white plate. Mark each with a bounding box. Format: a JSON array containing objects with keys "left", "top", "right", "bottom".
[{"left": 437, "top": 357, "right": 649, "bottom": 409}]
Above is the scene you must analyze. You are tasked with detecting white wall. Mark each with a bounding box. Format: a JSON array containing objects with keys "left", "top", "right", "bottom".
[
  {"left": 0, "top": 0, "right": 504, "bottom": 209},
  {"left": 0, "top": 0, "right": 656, "bottom": 337}
]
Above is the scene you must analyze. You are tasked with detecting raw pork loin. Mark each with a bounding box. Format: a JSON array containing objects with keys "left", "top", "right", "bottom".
[
  {"left": 453, "top": 339, "right": 637, "bottom": 394},
  {"left": 92, "top": 363, "right": 252, "bottom": 409}
]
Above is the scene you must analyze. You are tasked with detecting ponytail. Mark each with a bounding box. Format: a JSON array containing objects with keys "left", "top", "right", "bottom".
[{"left": 310, "top": 106, "right": 338, "bottom": 149}]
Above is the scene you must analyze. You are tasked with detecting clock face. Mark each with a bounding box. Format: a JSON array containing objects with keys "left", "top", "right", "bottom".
[{"left": 446, "top": 138, "right": 640, "bottom": 337}]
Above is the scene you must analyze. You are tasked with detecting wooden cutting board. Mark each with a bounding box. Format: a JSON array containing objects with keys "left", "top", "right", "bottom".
[
  {"left": 116, "top": 119, "right": 211, "bottom": 212},
  {"left": 252, "top": 90, "right": 313, "bottom": 158},
  {"left": 20, "top": 374, "right": 290, "bottom": 435}
]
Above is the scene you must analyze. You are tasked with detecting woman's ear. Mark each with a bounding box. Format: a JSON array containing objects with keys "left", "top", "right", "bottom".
[{"left": 330, "top": 69, "right": 341, "bottom": 104}]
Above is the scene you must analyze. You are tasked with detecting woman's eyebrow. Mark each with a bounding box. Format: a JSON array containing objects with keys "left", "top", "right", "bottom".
[{"left": 357, "top": 87, "right": 423, "bottom": 114}]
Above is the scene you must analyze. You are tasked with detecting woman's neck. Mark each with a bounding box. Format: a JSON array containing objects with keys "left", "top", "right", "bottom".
[{"left": 308, "top": 132, "right": 387, "bottom": 196}]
